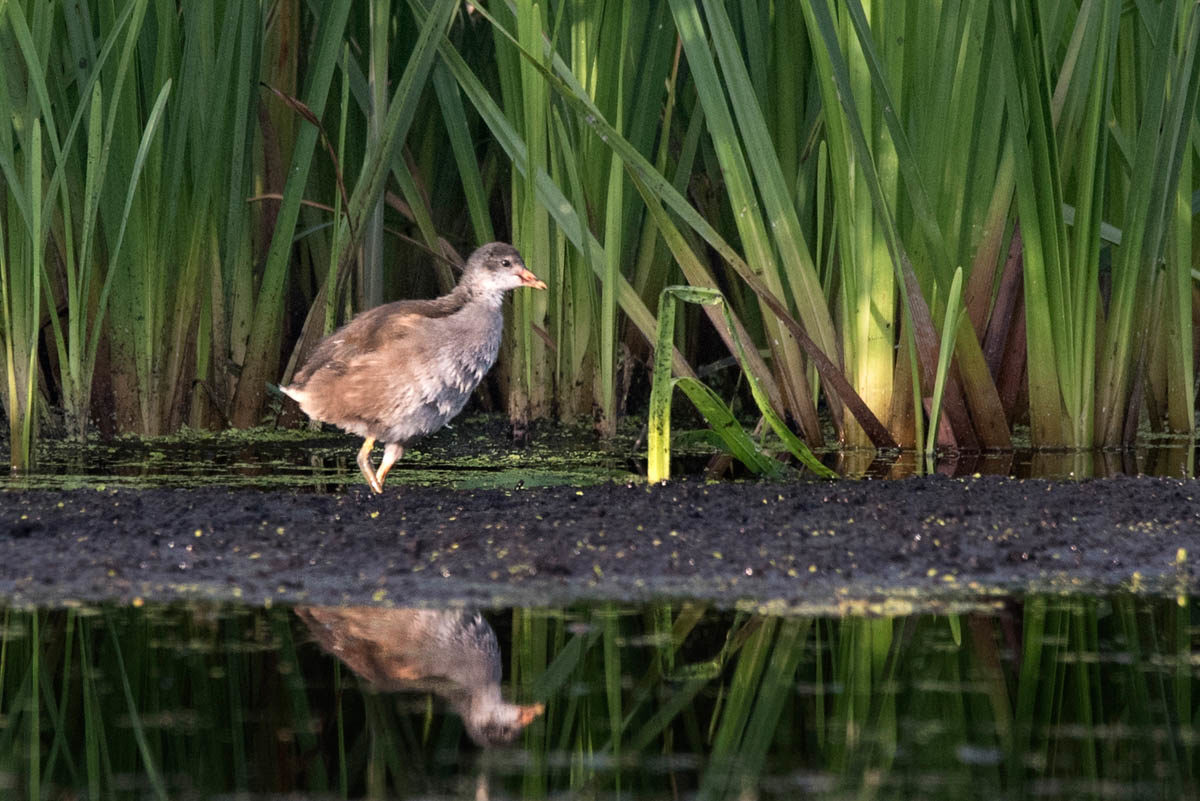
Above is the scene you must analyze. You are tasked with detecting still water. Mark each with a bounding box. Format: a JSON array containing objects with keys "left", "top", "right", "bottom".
[
  {"left": 0, "top": 595, "right": 1194, "bottom": 799},
  {"left": 6, "top": 420, "right": 1196, "bottom": 492}
]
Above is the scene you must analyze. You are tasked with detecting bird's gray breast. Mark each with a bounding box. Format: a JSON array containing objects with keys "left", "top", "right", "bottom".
[{"left": 381, "top": 311, "right": 502, "bottom": 443}]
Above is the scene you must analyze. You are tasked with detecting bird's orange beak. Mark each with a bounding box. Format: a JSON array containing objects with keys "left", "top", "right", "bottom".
[
  {"left": 517, "top": 267, "right": 547, "bottom": 290},
  {"left": 518, "top": 703, "right": 545, "bottom": 727}
]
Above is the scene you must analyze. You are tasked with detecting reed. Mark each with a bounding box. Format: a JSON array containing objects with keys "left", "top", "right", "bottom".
[
  {"left": 0, "top": 120, "right": 41, "bottom": 470},
  {"left": 0, "top": 1, "right": 1197, "bottom": 466},
  {"left": 647, "top": 285, "right": 833, "bottom": 482}
]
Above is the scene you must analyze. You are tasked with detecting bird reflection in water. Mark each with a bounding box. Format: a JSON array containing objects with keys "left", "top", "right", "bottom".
[{"left": 296, "top": 606, "right": 544, "bottom": 747}]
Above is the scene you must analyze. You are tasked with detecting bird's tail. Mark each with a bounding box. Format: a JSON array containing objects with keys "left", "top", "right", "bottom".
[
  {"left": 273, "top": 382, "right": 307, "bottom": 404},
  {"left": 266, "top": 382, "right": 302, "bottom": 402}
]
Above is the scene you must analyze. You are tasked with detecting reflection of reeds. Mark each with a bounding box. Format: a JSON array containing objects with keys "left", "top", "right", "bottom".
[
  {"left": 1, "top": 597, "right": 1196, "bottom": 797},
  {"left": 1, "top": 2, "right": 1198, "bottom": 466}
]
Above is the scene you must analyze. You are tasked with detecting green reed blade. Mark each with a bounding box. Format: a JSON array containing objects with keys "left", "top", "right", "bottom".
[
  {"left": 75, "top": 616, "right": 103, "bottom": 800},
  {"left": 628, "top": 170, "right": 892, "bottom": 448},
  {"left": 0, "top": 216, "right": 23, "bottom": 468},
  {"left": 1097, "top": 3, "right": 1200, "bottom": 444},
  {"left": 27, "top": 613, "right": 38, "bottom": 801},
  {"left": 991, "top": 1, "right": 1067, "bottom": 445},
  {"left": 608, "top": 603, "right": 713, "bottom": 755},
  {"left": 925, "top": 266, "right": 965, "bottom": 455},
  {"left": 457, "top": 0, "right": 827, "bottom": 378},
  {"left": 669, "top": 0, "right": 822, "bottom": 435},
  {"left": 512, "top": 607, "right": 549, "bottom": 796},
  {"left": 805, "top": 0, "right": 979, "bottom": 450},
  {"left": 1069, "top": 603, "right": 1099, "bottom": 782},
  {"left": 840, "top": 0, "right": 952, "bottom": 274},
  {"left": 628, "top": 167, "right": 787, "bottom": 416},
  {"left": 322, "top": 46, "right": 352, "bottom": 339},
  {"left": 1164, "top": 147, "right": 1194, "bottom": 433},
  {"left": 511, "top": 0, "right": 552, "bottom": 420},
  {"left": 103, "top": 612, "right": 167, "bottom": 801},
  {"left": 85, "top": 80, "right": 171, "bottom": 375},
  {"left": 649, "top": 285, "right": 832, "bottom": 482},
  {"left": 627, "top": 675, "right": 709, "bottom": 754},
  {"left": 219, "top": 0, "right": 261, "bottom": 300},
  {"left": 802, "top": 1, "right": 895, "bottom": 449},
  {"left": 699, "top": 616, "right": 777, "bottom": 799},
  {"left": 729, "top": 619, "right": 811, "bottom": 786},
  {"left": 700, "top": 0, "right": 838, "bottom": 372},
  {"left": 360, "top": 0, "right": 390, "bottom": 310},
  {"left": 431, "top": 26, "right": 687, "bottom": 377},
  {"left": 646, "top": 280, "right": 677, "bottom": 483},
  {"left": 0, "top": 608, "right": 7, "bottom": 720},
  {"left": 1012, "top": 596, "right": 1043, "bottom": 774},
  {"left": 23, "top": 121, "right": 40, "bottom": 467},
  {"left": 218, "top": 630, "right": 248, "bottom": 791},
  {"left": 551, "top": 108, "right": 602, "bottom": 418},
  {"left": 1112, "top": 597, "right": 1162, "bottom": 780},
  {"left": 66, "top": 1, "right": 151, "bottom": 430},
  {"left": 994, "top": 5, "right": 1053, "bottom": 434},
  {"left": 0, "top": 47, "right": 45, "bottom": 464},
  {"left": 37, "top": 613, "right": 80, "bottom": 788},
  {"left": 595, "top": 2, "right": 632, "bottom": 436},
  {"left": 228, "top": 0, "right": 353, "bottom": 426},
  {"left": 947, "top": 612, "right": 962, "bottom": 647},
  {"left": 1174, "top": 597, "right": 1193, "bottom": 773},
  {"left": 431, "top": 61, "right": 495, "bottom": 243},
  {"left": 601, "top": 606, "right": 623, "bottom": 789},
  {"left": 273, "top": 610, "right": 330, "bottom": 791},
  {"left": 652, "top": 318, "right": 778, "bottom": 480},
  {"left": 0, "top": 624, "right": 33, "bottom": 763},
  {"left": 676, "top": 377, "right": 784, "bottom": 478},
  {"left": 210, "top": 0, "right": 264, "bottom": 423}
]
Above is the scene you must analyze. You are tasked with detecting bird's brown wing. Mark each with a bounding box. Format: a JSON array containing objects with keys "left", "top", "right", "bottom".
[{"left": 292, "top": 295, "right": 467, "bottom": 387}]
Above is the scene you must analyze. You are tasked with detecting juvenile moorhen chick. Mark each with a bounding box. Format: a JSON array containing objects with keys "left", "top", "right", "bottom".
[
  {"left": 282, "top": 243, "right": 545, "bottom": 493},
  {"left": 296, "top": 606, "right": 544, "bottom": 746}
]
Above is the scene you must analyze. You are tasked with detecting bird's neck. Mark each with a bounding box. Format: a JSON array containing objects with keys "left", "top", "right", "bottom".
[{"left": 456, "top": 282, "right": 506, "bottom": 311}]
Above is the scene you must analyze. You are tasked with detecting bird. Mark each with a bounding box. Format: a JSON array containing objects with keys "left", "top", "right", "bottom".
[
  {"left": 295, "top": 606, "right": 545, "bottom": 747},
  {"left": 281, "top": 242, "right": 546, "bottom": 493}
]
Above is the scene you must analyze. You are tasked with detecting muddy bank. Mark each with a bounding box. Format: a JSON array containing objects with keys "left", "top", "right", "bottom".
[{"left": 1, "top": 475, "right": 1197, "bottom": 611}]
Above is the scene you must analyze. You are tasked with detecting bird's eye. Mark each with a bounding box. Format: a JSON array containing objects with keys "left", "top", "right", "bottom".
[{"left": 501, "top": 258, "right": 511, "bottom": 268}]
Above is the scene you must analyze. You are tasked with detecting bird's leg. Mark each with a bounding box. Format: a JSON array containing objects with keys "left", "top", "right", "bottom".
[
  {"left": 356, "top": 437, "right": 383, "bottom": 494},
  {"left": 375, "top": 442, "right": 405, "bottom": 490}
]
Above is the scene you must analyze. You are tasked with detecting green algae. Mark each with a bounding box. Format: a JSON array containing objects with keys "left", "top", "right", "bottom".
[
  {"left": 2, "top": 414, "right": 642, "bottom": 492},
  {"left": 7, "top": 411, "right": 1185, "bottom": 492}
]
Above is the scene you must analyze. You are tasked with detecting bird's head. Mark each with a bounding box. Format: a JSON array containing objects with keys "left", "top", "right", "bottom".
[
  {"left": 462, "top": 694, "right": 545, "bottom": 747},
  {"left": 460, "top": 242, "right": 546, "bottom": 295}
]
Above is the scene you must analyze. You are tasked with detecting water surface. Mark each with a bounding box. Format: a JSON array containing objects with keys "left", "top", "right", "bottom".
[
  {"left": 0, "top": 595, "right": 1194, "bottom": 799},
  {"left": 3, "top": 417, "right": 1195, "bottom": 491}
]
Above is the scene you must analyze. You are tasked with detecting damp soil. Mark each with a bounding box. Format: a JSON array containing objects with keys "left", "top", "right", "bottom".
[{"left": 2, "top": 469, "right": 1198, "bottom": 613}]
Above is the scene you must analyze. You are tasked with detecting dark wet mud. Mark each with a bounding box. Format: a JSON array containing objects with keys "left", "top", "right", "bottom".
[{"left": 2, "top": 475, "right": 1197, "bottom": 612}]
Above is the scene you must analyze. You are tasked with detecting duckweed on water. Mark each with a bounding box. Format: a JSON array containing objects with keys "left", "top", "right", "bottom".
[
  {"left": 3, "top": 415, "right": 641, "bottom": 492},
  {"left": 6, "top": 412, "right": 1195, "bottom": 491}
]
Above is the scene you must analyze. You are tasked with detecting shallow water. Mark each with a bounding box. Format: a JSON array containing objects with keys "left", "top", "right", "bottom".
[
  {"left": 4, "top": 416, "right": 640, "bottom": 491},
  {"left": 0, "top": 594, "right": 1194, "bottom": 800},
  {"left": 3, "top": 416, "right": 1195, "bottom": 492}
]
